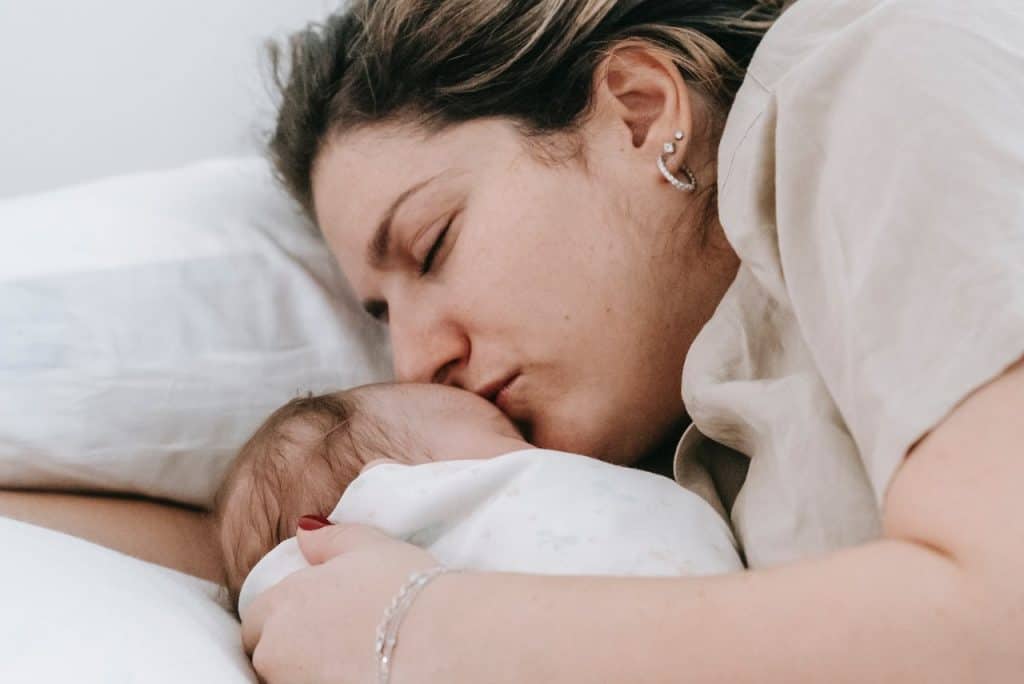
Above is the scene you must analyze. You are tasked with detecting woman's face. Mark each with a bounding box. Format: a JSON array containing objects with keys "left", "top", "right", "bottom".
[{"left": 313, "top": 106, "right": 736, "bottom": 465}]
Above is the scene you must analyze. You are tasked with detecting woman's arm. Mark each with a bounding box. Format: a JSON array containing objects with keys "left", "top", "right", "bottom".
[
  {"left": 410, "top": 360, "right": 1022, "bottom": 682},
  {"left": 241, "top": 361, "right": 1024, "bottom": 683},
  {"left": 0, "top": 489, "right": 224, "bottom": 584}
]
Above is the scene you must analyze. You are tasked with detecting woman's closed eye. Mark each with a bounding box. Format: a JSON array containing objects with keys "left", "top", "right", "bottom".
[
  {"left": 418, "top": 217, "right": 453, "bottom": 276},
  {"left": 362, "top": 215, "right": 455, "bottom": 323}
]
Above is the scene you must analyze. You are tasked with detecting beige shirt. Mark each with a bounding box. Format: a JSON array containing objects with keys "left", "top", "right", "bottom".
[{"left": 673, "top": 0, "right": 1024, "bottom": 568}]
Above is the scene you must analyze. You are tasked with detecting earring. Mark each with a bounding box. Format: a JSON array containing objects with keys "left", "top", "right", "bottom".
[{"left": 657, "top": 130, "right": 697, "bottom": 192}]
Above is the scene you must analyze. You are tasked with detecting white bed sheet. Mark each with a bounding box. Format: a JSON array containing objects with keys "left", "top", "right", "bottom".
[{"left": 0, "top": 517, "right": 255, "bottom": 682}]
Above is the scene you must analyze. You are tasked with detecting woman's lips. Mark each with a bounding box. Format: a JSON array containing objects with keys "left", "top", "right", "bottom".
[
  {"left": 494, "top": 373, "right": 520, "bottom": 413},
  {"left": 475, "top": 372, "right": 528, "bottom": 436},
  {"left": 494, "top": 374, "right": 533, "bottom": 441}
]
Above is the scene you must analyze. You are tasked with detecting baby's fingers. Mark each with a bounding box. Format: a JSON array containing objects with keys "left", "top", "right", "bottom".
[{"left": 296, "top": 521, "right": 395, "bottom": 566}]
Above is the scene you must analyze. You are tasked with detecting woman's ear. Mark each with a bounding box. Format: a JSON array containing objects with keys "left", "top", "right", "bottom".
[{"left": 593, "top": 43, "right": 694, "bottom": 154}]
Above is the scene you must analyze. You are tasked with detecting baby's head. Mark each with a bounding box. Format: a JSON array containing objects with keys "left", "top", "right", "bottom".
[{"left": 212, "top": 383, "right": 527, "bottom": 609}]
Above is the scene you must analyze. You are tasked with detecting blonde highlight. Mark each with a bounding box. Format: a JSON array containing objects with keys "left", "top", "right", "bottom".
[{"left": 268, "top": 0, "right": 791, "bottom": 217}]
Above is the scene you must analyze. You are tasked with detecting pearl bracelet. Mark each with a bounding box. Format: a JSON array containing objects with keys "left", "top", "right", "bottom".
[{"left": 375, "top": 566, "right": 457, "bottom": 684}]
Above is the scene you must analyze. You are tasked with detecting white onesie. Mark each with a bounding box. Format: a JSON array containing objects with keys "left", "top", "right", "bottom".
[{"left": 238, "top": 448, "right": 743, "bottom": 619}]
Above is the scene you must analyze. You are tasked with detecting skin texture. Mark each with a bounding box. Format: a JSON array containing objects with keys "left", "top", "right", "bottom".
[
  {"left": 0, "top": 490, "right": 223, "bottom": 584},
  {"left": 359, "top": 384, "right": 531, "bottom": 462},
  {"left": 313, "top": 46, "right": 739, "bottom": 467}
]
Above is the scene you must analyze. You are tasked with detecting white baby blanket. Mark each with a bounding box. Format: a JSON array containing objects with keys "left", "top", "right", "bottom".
[{"left": 239, "top": 449, "right": 743, "bottom": 619}]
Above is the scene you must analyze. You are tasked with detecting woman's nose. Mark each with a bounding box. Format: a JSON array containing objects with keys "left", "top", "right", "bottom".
[{"left": 388, "top": 306, "right": 467, "bottom": 386}]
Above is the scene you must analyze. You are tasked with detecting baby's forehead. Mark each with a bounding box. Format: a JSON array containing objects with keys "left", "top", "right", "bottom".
[{"left": 355, "top": 382, "right": 489, "bottom": 415}]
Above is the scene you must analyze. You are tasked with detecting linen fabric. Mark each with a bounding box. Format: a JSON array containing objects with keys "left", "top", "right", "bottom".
[
  {"left": 0, "top": 516, "right": 256, "bottom": 683},
  {"left": 675, "top": 0, "right": 1024, "bottom": 568}
]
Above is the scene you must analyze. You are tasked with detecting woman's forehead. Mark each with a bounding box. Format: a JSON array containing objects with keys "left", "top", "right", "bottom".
[{"left": 312, "top": 120, "right": 518, "bottom": 247}]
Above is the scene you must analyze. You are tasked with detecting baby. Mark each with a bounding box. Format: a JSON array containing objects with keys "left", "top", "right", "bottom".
[
  {"left": 213, "top": 383, "right": 742, "bottom": 614},
  {"left": 213, "top": 382, "right": 528, "bottom": 606}
]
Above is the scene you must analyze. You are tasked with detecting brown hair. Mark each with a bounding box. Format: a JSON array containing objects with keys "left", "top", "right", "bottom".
[
  {"left": 267, "top": 0, "right": 789, "bottom": 227},
  {"left": 212, "top": 390, "right": 400, "bottom": 611}
]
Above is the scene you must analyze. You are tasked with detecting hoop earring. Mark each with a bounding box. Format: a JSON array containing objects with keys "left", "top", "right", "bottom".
[{"left": 657, "top": 130, "right": 697, "bottom": 193}]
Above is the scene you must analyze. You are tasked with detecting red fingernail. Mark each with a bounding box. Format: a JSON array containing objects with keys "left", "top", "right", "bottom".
[{"left": 297, "top": 515, "right": 333, "bottom": 531}]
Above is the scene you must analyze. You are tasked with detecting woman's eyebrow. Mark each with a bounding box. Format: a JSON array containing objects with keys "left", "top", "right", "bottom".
[{"left": 367, "top": 173, "right": 443, "bottom": 268}]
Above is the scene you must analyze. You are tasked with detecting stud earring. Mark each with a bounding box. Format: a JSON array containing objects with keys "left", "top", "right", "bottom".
[{"left": 657, "top": 130, "right": 697, "bottom": 193}]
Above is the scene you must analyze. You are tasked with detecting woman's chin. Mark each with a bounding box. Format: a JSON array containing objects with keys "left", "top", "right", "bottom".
[
  {"left": 531, "top": 406, "right": 683, "bottom": 467},
  {"left": 527, "top": 416, "right": 618, "bottom": 463}
]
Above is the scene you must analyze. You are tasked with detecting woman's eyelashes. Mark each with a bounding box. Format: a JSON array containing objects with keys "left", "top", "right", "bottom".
[
  {"left": 418, "top": 218, "right": 453, "bottom": 276},
  {"left": 361, "top": 216, "right": 454, "bottom": 323}
]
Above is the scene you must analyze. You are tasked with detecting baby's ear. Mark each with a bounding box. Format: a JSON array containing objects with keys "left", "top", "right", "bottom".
[{"left": 360, "top": 458, "right": 397, "bottom": 473}]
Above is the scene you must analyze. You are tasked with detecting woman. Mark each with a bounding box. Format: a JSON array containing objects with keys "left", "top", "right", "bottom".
[{"left": 5, "top": 0, "right": 1024, "bottom": 680}]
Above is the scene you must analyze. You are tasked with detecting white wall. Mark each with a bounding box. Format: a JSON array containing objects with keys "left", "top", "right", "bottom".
[{"left": 0, "top": 1, "right": 341, "bottom": 198}]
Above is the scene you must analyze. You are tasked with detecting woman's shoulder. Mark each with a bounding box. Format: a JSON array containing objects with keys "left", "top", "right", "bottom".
[
  {"left": 722, "top": 0, "right": 1020, "bottom": 159},
  {"left": 747, "top": 0, "right": 1019, "bottom": 94},
  {"left": 699, "top": 0, "right": 1024, "bottom": 567},
  {"left": 719, "top": 0, "right": 1022, "bottom": 226}
]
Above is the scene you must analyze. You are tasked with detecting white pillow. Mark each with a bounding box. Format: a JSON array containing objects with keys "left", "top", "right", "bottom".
[
  {"left": 0, "top": 517, "right": 256, "bottom": 682},
  {"left": 0, "top": 158, "right": 391, "bottom": 507}
]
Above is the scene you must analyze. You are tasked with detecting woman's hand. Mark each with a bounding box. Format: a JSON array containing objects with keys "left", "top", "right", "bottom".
[{"left": 241, "top": 522, "right": 439, "bottom": 684}]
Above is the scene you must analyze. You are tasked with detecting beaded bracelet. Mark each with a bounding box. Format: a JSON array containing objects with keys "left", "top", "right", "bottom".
[{"left": 375, "top": 566, "right": 457, "bottom": 684}]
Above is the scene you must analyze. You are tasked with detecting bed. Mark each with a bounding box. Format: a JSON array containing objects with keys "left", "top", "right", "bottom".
[{"left": 0, "top": 2, "right": 390, "bottom": 680}]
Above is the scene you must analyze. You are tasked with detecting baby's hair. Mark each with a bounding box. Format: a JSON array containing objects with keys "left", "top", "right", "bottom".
[{"left": 212, "top": 389, "right": 404, "bottom": 611}]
